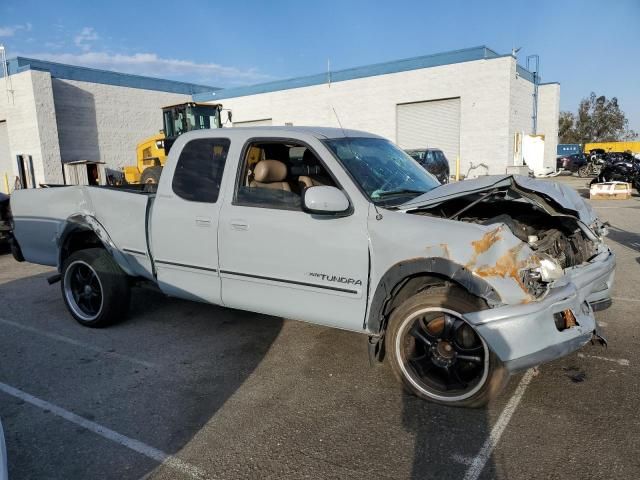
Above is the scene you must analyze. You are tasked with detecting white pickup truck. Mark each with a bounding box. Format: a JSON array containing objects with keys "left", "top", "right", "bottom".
[{"left": 9, "top": 127, "right": 615, "bottom": 407}]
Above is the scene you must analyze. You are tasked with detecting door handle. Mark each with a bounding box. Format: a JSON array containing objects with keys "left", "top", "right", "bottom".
[
  {"left": 230, "top": 220, "right": 249, "bottom": 231},
  {"left": 195, "top": 216, "right": 212, "bottom": 227}
]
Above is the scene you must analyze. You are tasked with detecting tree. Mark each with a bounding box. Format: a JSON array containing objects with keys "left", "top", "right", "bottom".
[{"left": 558, "top": 92, "right": 638, "bottom": 144}]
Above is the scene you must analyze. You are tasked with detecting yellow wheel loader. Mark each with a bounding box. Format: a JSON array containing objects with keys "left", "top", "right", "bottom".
[{"left": 124, "top": 102, "right": 224, "bottom": 185}]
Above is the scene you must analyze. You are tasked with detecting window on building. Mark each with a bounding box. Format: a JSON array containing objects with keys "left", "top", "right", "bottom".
[{"left": 172, "top": 138, "right": 230, "bottom": 203}]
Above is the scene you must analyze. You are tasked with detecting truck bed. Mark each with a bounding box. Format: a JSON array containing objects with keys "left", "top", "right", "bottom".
[{"left": 11, "top": 185, "right": 154, "bottom": 278}]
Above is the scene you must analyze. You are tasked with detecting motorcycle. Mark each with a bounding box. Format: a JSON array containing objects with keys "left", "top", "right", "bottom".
[
  {"left": 577, "top": 154, "right": 606, "bottom": 177},
  {"left": 591, "top": 156, "right": 640, "bottom": 192}
]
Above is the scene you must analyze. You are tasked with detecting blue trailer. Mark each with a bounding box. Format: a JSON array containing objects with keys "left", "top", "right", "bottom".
[{"left": 557, "top": 144, "right": 582, "bottom": 156}]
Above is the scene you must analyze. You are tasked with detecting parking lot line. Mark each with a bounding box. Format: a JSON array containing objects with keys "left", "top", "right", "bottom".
[
  {"left": 462, "top": 368, "right": 536, "bottom": 480},
  {"left": 577, "top": 353, "right": 630, "bottom": 366},
  {"left": 612, "top": 296, "right": 640, "bottom": 304},
  {"left": 0, "top": 317, "right": 156, "bottom": 369},
  {"left": 0, "top": 381, "right": 209, "bottom": 480}
]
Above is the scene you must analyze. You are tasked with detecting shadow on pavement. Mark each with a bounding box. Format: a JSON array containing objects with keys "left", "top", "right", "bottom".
[
  {"left": 605, "top": 225, "right": 640, "bottom": 252},
  {"left": 0, "top": 270, "right": 284, "bottom": 479},
  {"left": 0, "top": 266, "right": 500, "bottom": 480}
]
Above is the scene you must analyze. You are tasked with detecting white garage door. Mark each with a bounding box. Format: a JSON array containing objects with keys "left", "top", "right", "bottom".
[
  {"left": 233, "top": 118, "right": 273, "bottom": 127},
  {"left": 396, "top": 98, "right": 461, "bottom": 162}
]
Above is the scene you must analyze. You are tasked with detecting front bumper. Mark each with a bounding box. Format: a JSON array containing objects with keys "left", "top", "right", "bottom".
[{"left": 463, "top": 249, "right": 616, "bottom": 373}]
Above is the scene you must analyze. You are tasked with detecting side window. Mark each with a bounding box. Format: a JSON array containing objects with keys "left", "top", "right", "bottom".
[
  {"left": 425, "top": 150, "right": 435, "bottom": 166},
  {"left": 235, "top": 141, "right": 336, "bottom": 210},
  {"left": 172, "top": 138, "right": 230, "bottom": 203}
]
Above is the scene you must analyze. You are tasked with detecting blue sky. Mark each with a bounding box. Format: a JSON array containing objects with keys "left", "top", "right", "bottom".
[{"left": 1, "top": 0, "right": 639, "bottom": 131}]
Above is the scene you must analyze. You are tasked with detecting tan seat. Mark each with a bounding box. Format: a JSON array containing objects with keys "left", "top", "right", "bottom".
[
  {"left": 298, "top": 175, "right": 329, "bottom": 189},
  {"left": 297, "top": 149, "right": 331, "bottom": 190},
  {"left": 250, "top": 160, "right": 291, "bottom": 191}
]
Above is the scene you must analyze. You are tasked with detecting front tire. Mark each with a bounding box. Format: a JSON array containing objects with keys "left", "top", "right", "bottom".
[
  {"left": 386, "top": 286, "right": 507, "bottom": 407},
  {"left": 61, "top": 248, "right": 130, "bottom": 327}
]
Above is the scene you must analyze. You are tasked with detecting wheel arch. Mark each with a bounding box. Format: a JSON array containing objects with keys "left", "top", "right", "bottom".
[
  {"left": 366, "top": 257, "right": 502, "bottom": 338},
  {"left": 58, "top": 214, "right": 134, "bottom": 275}
]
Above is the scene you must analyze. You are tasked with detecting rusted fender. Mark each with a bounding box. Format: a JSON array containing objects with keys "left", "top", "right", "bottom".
[{"left": 368, "top": 211, "right": 540, "bottom": 308}]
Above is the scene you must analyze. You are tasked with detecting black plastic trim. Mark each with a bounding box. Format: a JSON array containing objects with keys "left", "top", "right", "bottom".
[
  {"left": 123, "top": 248, "right": 147, "bottom": 256},
  {"left": 155, "top": 259, "right": 218, "bottom": 273},
  {"left": 589, "top": 297, "right": 612, "bottom": 312},
  {"left": 219, "top": 269, "right": 358, "bottom": 294},
  {"left": 365, "top": 257, "right": 502, "bottom": 332}
]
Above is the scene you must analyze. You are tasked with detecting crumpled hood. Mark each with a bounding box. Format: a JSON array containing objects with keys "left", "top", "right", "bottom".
[{"left": 402, "top": 175, "right": 598, "bottom": 226}]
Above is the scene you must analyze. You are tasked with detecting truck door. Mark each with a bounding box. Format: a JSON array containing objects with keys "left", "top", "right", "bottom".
[
  {"left": 150, "top": 137, "right": 230, "bottom": 304},
  {"left": 218, "top": 139, "right": 369, "bottom": 332}
]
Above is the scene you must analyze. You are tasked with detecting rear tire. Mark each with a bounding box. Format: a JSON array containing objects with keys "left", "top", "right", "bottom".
[
  {"left": 61, "top": 248, "right": 130, "bottom": 327},
  {"left": 386, "top": 286, "right": 507, "bottom": 408}
]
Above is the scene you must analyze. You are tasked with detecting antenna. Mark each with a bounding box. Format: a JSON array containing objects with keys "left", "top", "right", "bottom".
[
  {"left": 331, "top": 105, "right": 382, "bottom": 219},
  {"left": 331, "top": 106, "right": 345, "bottom": 131}
]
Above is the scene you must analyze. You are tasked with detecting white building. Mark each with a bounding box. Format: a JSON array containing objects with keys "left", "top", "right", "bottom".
[
  {"left": 0, "top": 56, "right": 217, "bottom": 191},
  {"left": 194, "top": 46, "right": 560, "bottom": 177},
  {"left": 0, "top": 46, "right": 559, "bottom": 192}
]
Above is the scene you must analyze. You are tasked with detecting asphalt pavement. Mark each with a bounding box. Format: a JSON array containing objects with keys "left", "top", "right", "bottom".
[{"left": 0, "top": 175, "right": 638, "bottom": 479}]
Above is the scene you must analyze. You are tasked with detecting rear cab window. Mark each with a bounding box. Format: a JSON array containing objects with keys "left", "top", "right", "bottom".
[{"left": 172, "top": 138, "right": 230, "bottom": 203}]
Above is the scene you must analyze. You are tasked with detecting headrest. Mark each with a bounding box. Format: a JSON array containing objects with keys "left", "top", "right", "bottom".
[
  {"left": 254, "top": 160, "right": 287, "bottom": 183},
  {"left": 290, "top": 164, "right": 322, "bottom": 176},
  {"left": 302, "top": 149, "right": 318, "bottom": 164}
]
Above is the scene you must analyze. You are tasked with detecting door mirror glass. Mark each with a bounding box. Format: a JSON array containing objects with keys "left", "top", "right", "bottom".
[{"left": 303, "top": 186, "right": 349, "bottom": 215}]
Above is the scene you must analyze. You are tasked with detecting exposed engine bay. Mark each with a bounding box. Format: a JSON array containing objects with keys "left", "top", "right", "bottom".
[{"left": 409, "top": 188, "right": 598, "bottom": 269}]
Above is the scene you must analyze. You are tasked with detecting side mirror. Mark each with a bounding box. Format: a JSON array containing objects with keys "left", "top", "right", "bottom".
[{"left": 303, "top": 186, "right": 350, "bottom": 215}]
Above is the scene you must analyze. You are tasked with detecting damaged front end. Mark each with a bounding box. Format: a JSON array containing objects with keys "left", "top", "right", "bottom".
[{"left": 400, "top": 175, "right": 615, "bottom": 372}]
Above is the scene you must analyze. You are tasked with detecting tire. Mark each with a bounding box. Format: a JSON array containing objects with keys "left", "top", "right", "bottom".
[
  {"left": 61, "top": 248, "right": 131, "bottom": 327},
  {"left": 386, "top": 286, "right": 507, "bottom": 408},
  {"left": 140, "top": 166, "right": 163, "bottom": 191},
  {"left": 577, "top": 165, "right": 589, "bottom": 178}
]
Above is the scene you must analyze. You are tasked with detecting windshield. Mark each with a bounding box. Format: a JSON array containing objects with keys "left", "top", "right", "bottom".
[{"left": 324, "top": 137, "right": 440, "bottom": 205}]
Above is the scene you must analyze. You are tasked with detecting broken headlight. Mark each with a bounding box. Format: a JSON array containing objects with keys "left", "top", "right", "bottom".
[
  {"left": 535, "top": 253, "right": 564, "bottom": 282},
  {"left": 522, "top": 253, "right": 564, "bottom": 297}
]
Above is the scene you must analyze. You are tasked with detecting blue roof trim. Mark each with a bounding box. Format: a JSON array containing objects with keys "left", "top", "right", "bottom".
[
  {"left": 2, "top": 57, "right": 220, "bottom": 95},
  {"left": 193, "top": 46, "right": 510, "bottom": 101}
]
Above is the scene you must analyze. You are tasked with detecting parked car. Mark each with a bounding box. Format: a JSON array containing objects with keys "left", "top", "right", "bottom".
[
  {"left": 404, "top": 148, "right": 450, "bottom": 184},
  {"left": 9, "top": 127, "right": 614, "bottom": 407},
  {"left": 556, "top": 153, "right": 587, "bottom": 172}
]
